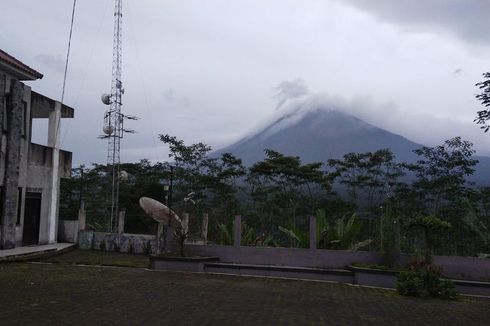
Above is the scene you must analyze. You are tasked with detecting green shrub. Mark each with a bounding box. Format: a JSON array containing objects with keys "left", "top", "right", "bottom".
[
  {"left": 99, "top": 240, "right": 106, "bottom": 251},
  {"left": 396, "top": 253, "right": 457, "bottom": 299},
  {"left": 397, "top": 270, "right": 424, "bottom": 297},
  {"left": 438, "top": 279, "right": 457, "bottom": 300},
  {"left": 143, "top": 240, "right": 152, "bottom": 255}
]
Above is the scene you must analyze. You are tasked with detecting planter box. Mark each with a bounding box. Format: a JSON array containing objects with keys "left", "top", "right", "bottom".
[
  {"left": 453, "top": 279, "right": 490, "bottom": 297},
  {"left": 205, "top": 262, "right": 354, "bottom": 283},
  {"left": 150, "top": 255, "right": 219, "bottom": 272},
  {"left": 348, "top": 265, "right": 398, "bottom": 288}
]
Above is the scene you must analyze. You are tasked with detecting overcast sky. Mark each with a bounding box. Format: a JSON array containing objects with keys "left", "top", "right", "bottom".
[{"left": 1, "top": 0, "right": 490, "bottom": 165}]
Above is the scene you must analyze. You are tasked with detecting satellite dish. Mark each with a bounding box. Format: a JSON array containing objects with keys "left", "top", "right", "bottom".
[
  {"left": 139, "top": 197, "right": 181, "bottom": 226},
  {"left": 103, "top": 125, "right": 114, "bottom": 135},
  {"left": 101, "top": 93, "right": 111, "bottom": 105}
]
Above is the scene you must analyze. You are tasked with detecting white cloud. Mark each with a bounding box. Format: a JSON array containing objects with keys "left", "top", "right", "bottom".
[{"left": 2, "top": 0, "right": 490, "bottom": 166}]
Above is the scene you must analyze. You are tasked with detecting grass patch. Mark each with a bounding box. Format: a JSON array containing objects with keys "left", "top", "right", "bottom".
[{"left": 41, "top": 249, "right": 150, "bottom": 268}]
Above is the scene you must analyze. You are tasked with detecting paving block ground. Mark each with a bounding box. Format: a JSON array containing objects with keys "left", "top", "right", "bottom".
[{"left": 1, "top": 257, "right": 489, "bottom": 325}]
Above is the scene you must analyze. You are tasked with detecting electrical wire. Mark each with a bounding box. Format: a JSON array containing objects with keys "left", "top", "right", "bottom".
[
  {"left": 60, "top": 0, "right": 111, "bottom": 149},
  {"left": 61, "top": 0, "right": 77, "bottom": 104}
]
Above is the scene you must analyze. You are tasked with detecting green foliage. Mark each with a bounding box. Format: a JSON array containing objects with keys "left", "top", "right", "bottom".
[
  {"left": 318, "top": 212, "right": 372, "bottom": 250},
  {"left": 217, "top": 221, "right": 277, "bottom": 247},
  {"left": 58, "top": 134, "right": 486, "bottom": 257},
  {"left": 248, "top": 149, "right": 330, "bottom": 233},
  {"left": 217, "top": 222, "right": 233, "bottom": 245},
  {"left": 408, "top": 137, "right": 477, "bottom": 215},
  {"left": 474, "top": 71, "right": 490, "bottom": 132},
  {"left": 409, "top": 216, "right": 452, "bottom": 253},
  {"left": 397, "top": 253, "right": 457, "bottom": 300},
  {"left": 142, "top": 240, "right": 152, "bottom": 255},
  {"left": 462, "top": 197, "right": 490, "bottom": 249},
  {"left": 410, "top": 216, "right": 451, "bottom": 230},
  {"left": 87, "top": 221, "right": 108, "bottom": 232},
  {"left": 380, "top": 209, "right": 399, "bottom": 267},
  {"left": 278, "top": 225, "right": 308, "bottom": 248},
  {"left": 99, "top": 240, "right": 106, "bottom": 252},
  {"left": 328, "top": 149, "right": 405, "bottom": 207}
]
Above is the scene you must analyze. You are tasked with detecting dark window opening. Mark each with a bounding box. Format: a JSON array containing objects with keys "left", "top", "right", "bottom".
[
  {"left": 21, "top": 101, "right": 27, "bottom": 137},
  {"left": 16, "top": 187, "right": 22, "bottom": 224},
  {"left": 3, "top": 94, "right": 8, "bottom": 132}
]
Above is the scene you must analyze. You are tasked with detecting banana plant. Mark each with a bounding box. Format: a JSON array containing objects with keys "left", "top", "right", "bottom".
[
  {"left": 317, "top": 209, "right": 372, "bottom": 250},
  {"left": 462, "top": 199, "right": 489, "bottom": 247},
  {"left": 278, "top": 225, "right": 308, "bottom": 248},
  {"left": 217, "top": 222, "right": 233, "bottom": 245},
  {"left": 217, "top": 221, "right": 278, "bottom": 247}
]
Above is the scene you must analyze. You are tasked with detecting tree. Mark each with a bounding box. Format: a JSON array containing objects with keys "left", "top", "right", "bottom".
[
  {"left": 327, "top": 149, "right": 405, "bottom": 208},
  {"left": 247, "top": 149, "right": 330, "bottom": 233},
  {"left": 159, "top": 134, "right": 246, "bottom": 239},
  {"left": 474, "top": 72, "right": 490, "bottom": 132},
  {"left": 408, "top": 137, "right": 478, "bottom": 215}
]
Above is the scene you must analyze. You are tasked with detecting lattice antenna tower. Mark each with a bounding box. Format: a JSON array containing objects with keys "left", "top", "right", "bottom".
[{"left": 100, "top": 0, "right": 137, "bottom": 231}]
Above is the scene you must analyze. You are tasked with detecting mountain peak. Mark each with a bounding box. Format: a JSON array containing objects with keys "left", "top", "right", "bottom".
[{"left": 216, "top": 108, "right": 421, "bottom": 166}]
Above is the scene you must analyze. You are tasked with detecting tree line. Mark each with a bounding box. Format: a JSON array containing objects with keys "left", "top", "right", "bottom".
[{"left": 60, "top": 134, "right": 490, "bottom": 256}]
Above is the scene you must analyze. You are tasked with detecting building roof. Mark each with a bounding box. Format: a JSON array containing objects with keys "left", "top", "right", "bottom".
[{"left": 0, "top": 49, "right": 43, "bottom": 80}]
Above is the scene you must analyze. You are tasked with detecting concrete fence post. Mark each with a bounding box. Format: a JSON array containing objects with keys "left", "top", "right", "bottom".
[
  {"left": 182, "top": 213, "right": 189, "bottom": 236},
  {"left": 78, "top": 206, "right": 86, "bottom": 231},
  {"left": 309, "top": 216, "right": 317, "bottom": 250},
  {"left": 201, "top": 213, "right": 208, "bottom": 242},
  {"left": 118, "top": 209, "right": 126, "bottom": 234},
  {"left": 233, "top": 215, "right": 241, "bottom": 248},
  {"left": 156, "top": 223, "right": 164, "bottom": 254}
]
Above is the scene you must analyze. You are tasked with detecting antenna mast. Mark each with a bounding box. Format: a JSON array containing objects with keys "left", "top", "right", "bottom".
[{"left": 100, "top": 0, "right": 137, "bottom": 231}]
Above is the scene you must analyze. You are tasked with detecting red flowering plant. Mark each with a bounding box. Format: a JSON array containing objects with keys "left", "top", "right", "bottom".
[{"left": 397, "top": 250, "right": 457, "bottom": 299}]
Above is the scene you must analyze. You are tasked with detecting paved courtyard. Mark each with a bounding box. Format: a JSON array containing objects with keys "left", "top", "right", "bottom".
[{"left": 0, "top": 252, "right": 489, "bottom": 325}]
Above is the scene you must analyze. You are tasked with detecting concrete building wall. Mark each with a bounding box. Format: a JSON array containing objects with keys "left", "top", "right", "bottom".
[
  {"left": 1, "top": 79, "right": 24, "bottom": 248},
  {"left": 0, "top": 64, "right": 73, "bottom": 248}
]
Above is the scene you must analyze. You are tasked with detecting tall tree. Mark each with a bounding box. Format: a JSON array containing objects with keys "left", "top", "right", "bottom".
[
  {"left": 409, "top": 137, "right": 478, "bottom": 215},
  {"left": 327, "top": 149, "right": 405, "bottom": 208},
  {"left": 474, "top": 72, "right": 490, "bottom": 132},
  {"left": 247, "top": 149, "right": 329, "bottom": 232}
]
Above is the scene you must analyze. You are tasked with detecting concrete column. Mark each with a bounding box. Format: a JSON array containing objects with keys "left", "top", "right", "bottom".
[
  {"left": 0, "top": 73, "right": 5, "bottom": 149},
  {"left": 201, "top": 213, "right": 208, "bottom": 242},
  {"left": 309, "top": 216, "right": 317, "bottom": 250},
  {"left": 1, "top": 79, "right": 23, "bottom": 249},
  {"left": 78, "top": 207, "right": 86, "bottom": 231},
  {"left": 156, "top": 222, "right": 164, "bottom": 254},
  {"left": 46, "top": 101, "right": 61, "bottom": 243},
  {"left": 117, "top": 209, "right": 125, "bottom": 234},
  {"left": 233, "top": 215, "right": 241, "bottom": 248},
  {"left": 182, "top": 213, "right": 189, "bottom": 237}
]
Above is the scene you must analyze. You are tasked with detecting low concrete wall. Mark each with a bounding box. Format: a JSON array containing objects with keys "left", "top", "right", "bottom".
[
  {"left": 91, "top": 232, "right": 156, "bottom": 254},
  {"left": 78, "top": 231, "right": 490, "bottom": 282},
  {"left": 58, "top": 220, "right": 79, "bottom": 243},
  {"left": 187, "top": 244, "right": 382, "bottom": 269},
  {"left": 433, "top": 255, "right": 490, "bottom": 281}
]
